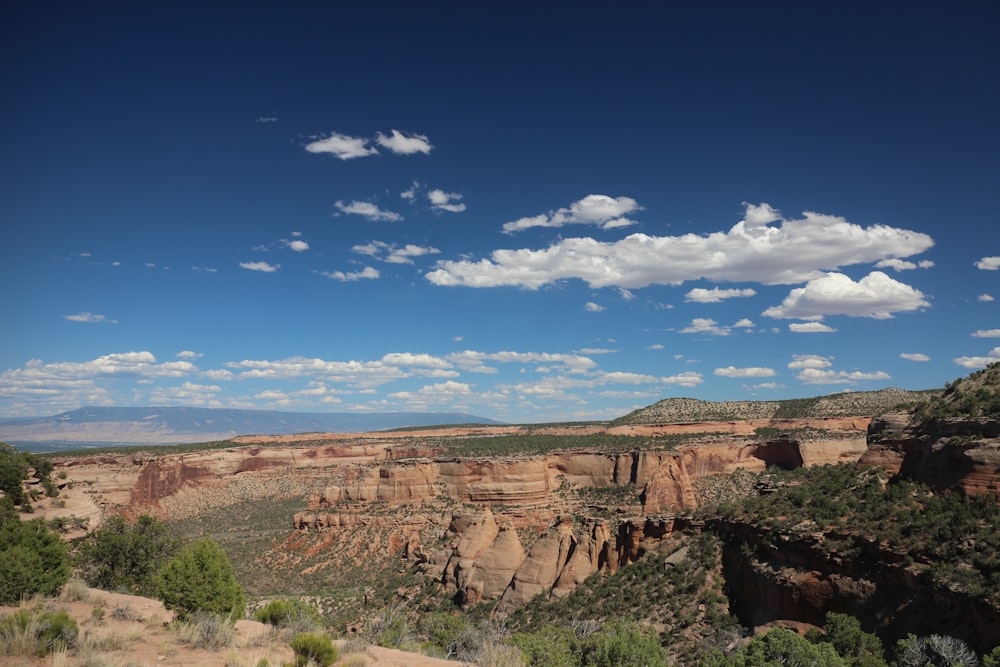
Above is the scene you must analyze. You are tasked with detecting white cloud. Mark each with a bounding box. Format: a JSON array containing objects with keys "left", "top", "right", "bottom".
[
  {"left": 428, "top": 189, "right": 466, "bottom": 213},
  {"left": 954, "top": 347, "right": 1000, "bottom": 369},
  {"left": 741, "top": 202, "right": 783, "bottom": 226},
  {"left": 733, "top": 318, "right": 755, "bottom": 328},
  {"left": 352, "top": 241, "right": 440, "bottom": 264},
  {"left": 431, "top": 204, "right": 934, "bottom": 289},
  {"left": 685, "top": 287, "right": 756, "bottom": 303},
  {"left": 502, "top": 194, "right": 642, "bottom": 233},
  {"left": 0, "top": 351, "right": 202, "bottom": 414},
  {"left": 618, "top": 288, "right": 635, "bottom": 301},
  {"left": 334, "top": 200, "right": 402, "bottom": 222},
  {"left": 240, "top": 261, "right": 280, "bottom": 272},
  {"left": 575, "top": 348, "right": 617, "bottom": 355},
  {"left": 647, "top": 344, "right": 665, "bottom": 350},
  {"left": 979, "top": 294, "right": 995, "bottom": 302},
  {"left": 381, "top": 352, "right": 453, "bottom": 369},
  {"left": 975, "top": 257, "right": 1000, "bottom": 270},
  {"left": 900, "top": 353, "right": 930, "bottom": 362},
  {"left": 714, "top": 366, "right": 776, "bottom": 378},
  {"left": 226, "top": 356, "right": 408, "bottom": 387},
  {"left": 746, "top": 382, "right": 784, "bottom": 391},
  {"left": 305, "top": 132, "right": 378, "bottom": 160},
  {"left": 661, "top": 372, "right": 704, "bottom": 387},
  {"left": 374, "top": 129, "right": 433, "bottom": 155},
  {"left": 65, "top": 312, "right": 117, "bottom": 324},
  {"left": 322, "top": 266, "right": 380, "bottom": 282},
  {"left": 788, "top": 354, "right": 832, "bottom": 370},
  {"left": 796, "top": 368, "right": 891, "bottom": 385},
  {"left": 875, "top": 258, "right": 935, "bottom": 271},
  {"left": 789, "top": 322, "right": 837, "bottom": 333},
  {"left": 972, "top": 329, "right": 1000, "bottom": 338},
  {"left": 447, "top": 350, "right": 597, "bottom": 375},
  {"left": 286, "top": 239, "right": 310, "bottom": 252},
  {"left": 680, "top": 318, "right": 730, "bottom": 336},
  {"left": 585, "top": 302, "right": 605, "bottom": 312},
  {"left": 401, "top": 181, "right": 420, "bottom": 201},
  {"left": 176, "top": 350, "right": 203, "bottom": 359},
  {"left": 763, "top": 271, "right": 929, "bottom": 320}
]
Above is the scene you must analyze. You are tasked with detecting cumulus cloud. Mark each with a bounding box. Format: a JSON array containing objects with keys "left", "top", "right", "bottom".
[
  {"left": 305, "top": 132, "right": 378, "bottom": 159},
  {"left": 680, "top": 318, "right": 730, "bottom": 336},
  {"left": 714, "top": 366, "right": 776, "bottom": 378},
  {"left": 321, "top": 266, "right": 380, "bottom": 282},
  {"left": 796, "top": 368, "right": 891, "bottom": 385},
  {"left": 176, "top": 350, "right": 203, "bottom": 359},
  {"left": 334, "top": 200, "right": 403, "bottom": 222},
  {"left": 789, "top": 322, "right": 837, "bottom": 333},
  {"left": 430, "top": 204, "right": 934, "bottom": 289},
  {"left": 65, "top": 312, "right": 117, "bottom": 324},
  {"left": 788, "top": 354, "right": 832, "bottom": 370},
  {"left": 585, "top": 302, "right": 605, "bottom": 312},
  {"left": 0, "top": 352, "right": 201, "bottom": 413},
  {"left": 900, "top": 353, "right": 930, "bottom": 361},
  {"left": 980, "top": 294, "right": 995, "bottom": 302},
  {"left": 447, "top": 350, "right": 597, "bottom": 375},
  {"left": 875, "top": 258, "right": 934, "bottom": 271},
  {"left": 685, "top": 287, "right": 756, "bottom": 303},
  {"left": 381, "top": 352, "right": 453, "bottom": 369},
  {"left": 240, "top": 261, "right": 279, "bottom": 272},
  {"left": 401, "top": 181, "right": 420, "bottom": 201},
  {"left": 226, "top": 356, "right": 408, "bottom": 387},
  {"left": 741, "top": 202, "right": 783, "bottom": 226},
  {"left": 286, "top": 239, "right": 310, "bottom": 252},
  {"left": 661, "top": 372, "right": 704, "bottom": 387},
  {"left": 954, "top": 347, "right": 1000, "bottom": 369},
  {"left": 762, "top": 271, "right": 929, "bottom": 320},
  {"left": 975, "top": 257, "right": 1000, "bottom": 270},
  {"left": 502, "top": 194, "right": 642, "bottom": 233},
  {"left": 352, "top": 241, "right": 440, "bottom": 264},
  {"left": 972, "top": 329, "right": 1000, "bottom": 338},
  {"left": 375, "top": 129, "right": 433, "bottom": 155},
  {"left": 428, "top": 189, "right": 466, "bottom": 213}
]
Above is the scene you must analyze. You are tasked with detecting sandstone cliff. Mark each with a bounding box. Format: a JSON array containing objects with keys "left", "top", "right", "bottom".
[{"left": 861, "top": 411, "right": 1000, "bottom": 496}]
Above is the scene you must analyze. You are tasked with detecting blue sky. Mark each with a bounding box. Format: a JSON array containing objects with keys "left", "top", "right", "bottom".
[{"left": 1, "top": 2, "right": 998, "bottom": 423}]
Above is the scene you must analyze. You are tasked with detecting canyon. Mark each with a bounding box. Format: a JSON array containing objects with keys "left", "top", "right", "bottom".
[{"left": 40, "top": 391, "right": 1000, "bottom": 654}]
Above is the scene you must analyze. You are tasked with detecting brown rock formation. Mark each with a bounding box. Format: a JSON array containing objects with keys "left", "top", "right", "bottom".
[
  {"left": 551, "top": 519, "right": 614, "bottom": 598},
  {"left": 861, "top": 411, "right": 1000, "bottom": 496},
  {"left": 494, "top": 516, "right": 576, "bottom": 616}
]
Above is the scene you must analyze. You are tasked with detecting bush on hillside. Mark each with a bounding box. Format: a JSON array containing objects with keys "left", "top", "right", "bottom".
[
  {"left": 75, "top": 514, "right": 178, "bottom": 596},
  {"left": 289, "top": 632, "right": 338, "bottom": 667},
  {"left": 156, "top": 536, "right": 245, "bottom": 620},
  {"left": 0, "top": 497, "right": 71, "bottom": 604}
]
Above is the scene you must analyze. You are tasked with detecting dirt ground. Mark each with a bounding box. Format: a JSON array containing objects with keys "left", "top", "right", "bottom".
[{"left": 0, "top": 586, "right": 468, "bottom": 667}]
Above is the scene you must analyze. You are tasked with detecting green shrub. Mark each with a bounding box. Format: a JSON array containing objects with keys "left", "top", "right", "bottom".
[
  {"left": 173, "top": 611, "right": 236, "bottom": 650},
  {"left": 156, "top": 537, "right": 245, "bottom": 620},
  {"left": 0, "top": 609, "right": 78, "bottom": 657},
  {"left": 512, "top": 625, "right": 578, "bottom": 666},
  {"left": 254, "top": 598, "right": 321, "bottom": 631},
  {"left": 0, "top": 498, "right": 71, "bottom": 604},
  {"left": 75, "top": 514, "right": 178, "bottom": 596},
  {"left": 581, "top": 620, "right": 665, "bottom": 667},
  {"left": 289, "top": 632, "right": 338, "bottom": 667}
]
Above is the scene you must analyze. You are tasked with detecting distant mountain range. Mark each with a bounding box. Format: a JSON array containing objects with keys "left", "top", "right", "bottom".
[{"left": 0, "top": 406, "right": 502, "bottom": 452}]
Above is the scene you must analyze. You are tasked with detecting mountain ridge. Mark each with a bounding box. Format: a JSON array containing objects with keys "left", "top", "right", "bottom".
[{"left": 0, "top": 405, "right": 503, "bottom": 451}]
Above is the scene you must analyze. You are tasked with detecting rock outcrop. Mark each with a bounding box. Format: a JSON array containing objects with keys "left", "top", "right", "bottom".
[{"left": 860, "top": 411, "right": 1000, "bottom": 496}]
